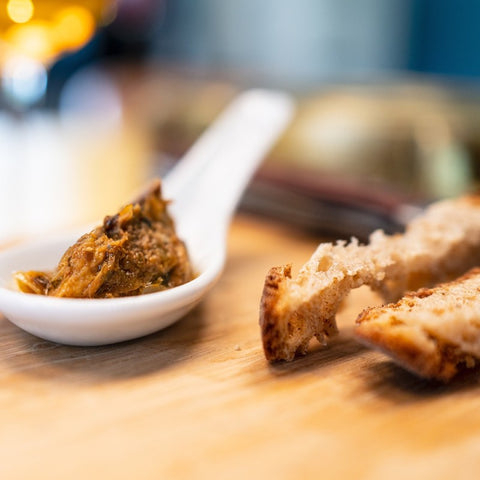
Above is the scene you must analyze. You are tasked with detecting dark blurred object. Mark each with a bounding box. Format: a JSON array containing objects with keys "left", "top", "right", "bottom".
[
  {"left": 242, "top": 164, "right": 423, "bottom": 241},
  {"left": 104, "top": 0, "right": 166, "bottom": 56}
]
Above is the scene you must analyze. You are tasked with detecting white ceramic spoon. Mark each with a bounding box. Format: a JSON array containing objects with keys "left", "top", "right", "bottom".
[{"left": 0, "top": 89, "right": 294, "bottom": 345}]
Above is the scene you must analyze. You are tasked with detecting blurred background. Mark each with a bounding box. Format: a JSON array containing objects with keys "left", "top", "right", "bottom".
[{"left": 2, "top": 0, "right": 480, "bottom": 244}]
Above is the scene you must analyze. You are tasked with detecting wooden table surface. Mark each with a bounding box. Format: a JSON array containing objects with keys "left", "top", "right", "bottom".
[{"left": 2, "top": 214, "right": 480, "bottom": 480}]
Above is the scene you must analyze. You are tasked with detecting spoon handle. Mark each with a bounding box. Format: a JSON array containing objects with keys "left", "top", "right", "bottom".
[{"left": 164, "top": 89, "right": 295, "bottom": 232}]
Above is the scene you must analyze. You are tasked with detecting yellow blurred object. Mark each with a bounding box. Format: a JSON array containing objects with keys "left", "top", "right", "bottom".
[
  {"left": 0, "top": 0, "right": 115, "bottom": 65},
  {"left": 5, "top": 21, "right": 54, "bottom": 62},
  {"left": 53, "top": 6, "right": 95, "bottom": 52},
  {"left": 7, "top": 0, "right": 34, "bottom": 24}
]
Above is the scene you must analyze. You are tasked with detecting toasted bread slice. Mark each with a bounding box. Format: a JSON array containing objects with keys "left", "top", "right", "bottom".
[
  {"left": 260, "top": 195, "right": 480, "bottom": 361},
  {"left": 355, "top": 268, "right": 480, "bottom": 381}
]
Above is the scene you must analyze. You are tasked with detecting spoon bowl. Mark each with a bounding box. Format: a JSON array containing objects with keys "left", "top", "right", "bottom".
[{"left": 0, "top": 90, "right": 294, "bottom": 345}]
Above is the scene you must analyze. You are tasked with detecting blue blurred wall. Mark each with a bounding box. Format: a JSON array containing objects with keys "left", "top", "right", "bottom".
[
  {"left": 152, "top": 0, "right": 412, "bottom": 85},
  {"left": 151, "top": 0, "right": 480, "bottom": 84},
  {"left": 410, "top": 0, "right": 480, "bottom": 78}
]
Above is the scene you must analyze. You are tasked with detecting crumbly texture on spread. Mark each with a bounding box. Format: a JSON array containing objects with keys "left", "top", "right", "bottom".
[
  {"left": 260, "top": 195, "right": 480, "bottom": 362},
  {"left": 15, "top": 181, "right": 193, "bottom": 298},
  {"left": 355, "top": 268, "right": 480, "bottom": 382}
]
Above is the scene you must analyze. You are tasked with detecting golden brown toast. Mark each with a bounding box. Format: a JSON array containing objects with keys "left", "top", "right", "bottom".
[
  {"left": 355, "top": 268, "right": 480, "bottom": 382},
  {"left": 260, "top": 195, "right": 480, "bottom": 361}
]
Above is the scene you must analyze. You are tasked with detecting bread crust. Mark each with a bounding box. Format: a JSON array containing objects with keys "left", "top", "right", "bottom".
[
  {"left": 355, "top": 268, "right": 480, "bottom": 381},
  {"left": 260, "top": 195, "right": 480, "bottom": 362},
  {"left": 260, "top": 264, "right": 339, "bottom": 361},
  {"left": 260, "top": 265, "right": 295, "bottom": 361}
]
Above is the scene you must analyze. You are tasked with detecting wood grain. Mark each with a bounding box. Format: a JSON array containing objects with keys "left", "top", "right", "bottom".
[{"left": 1, "top": 214, "right": 480, "bottom": 480}]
